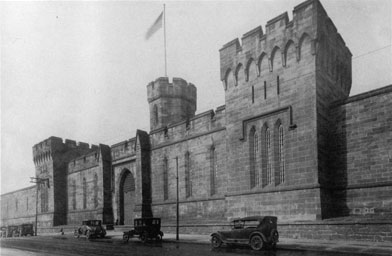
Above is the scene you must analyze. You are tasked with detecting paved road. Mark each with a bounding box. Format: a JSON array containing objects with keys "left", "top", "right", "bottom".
[{"left": 0, "top": 235, "right": 362, "bottom": 256}]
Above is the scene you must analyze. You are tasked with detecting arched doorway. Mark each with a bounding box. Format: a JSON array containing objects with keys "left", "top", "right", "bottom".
[{"left": 119, "top": 170, "right": 135, "bottom": 225}]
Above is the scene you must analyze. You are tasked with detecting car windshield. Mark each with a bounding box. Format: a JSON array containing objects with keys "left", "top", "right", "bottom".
[{"left": 91, "top": 220, "right": 101, "bottom": 226}]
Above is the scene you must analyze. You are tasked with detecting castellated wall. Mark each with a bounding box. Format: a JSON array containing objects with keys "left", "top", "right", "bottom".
[
  {"left": 32, "top": 137, "right": 98, "bottom": 227},
  {"left": 0, "top": 186, "right": 36, "bottom": 226},
  {"left": 67, "top": 144, "right": 112, "bottom": 225},
  {"left": 219, "top": 0, "right": 327, "bottom": 221},
  {"left": 149, "top": 105, "right": 227, "bottom": 224},
  {"left": 329, "top": 85, "right": 392, "bottom": 217}
]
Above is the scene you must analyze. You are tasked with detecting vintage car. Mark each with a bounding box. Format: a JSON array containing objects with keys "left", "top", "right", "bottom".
[
  {"left": 5, "top": 225, "right": 20, "bottom": 237},
  {"left": 18, "top": 223, "right": 35, "bottom": 236},
  {"left": 0, "top": 226, "right": 7, "bottom": 238},
  {"left": 74, "top": 220, "right": 106, "bottom": 239},
  {"left": 123, "top": 218, "right": 163, "bottom": 243},
  {"left": 210, "top": 216, "right": 279, "bottom": 251}
]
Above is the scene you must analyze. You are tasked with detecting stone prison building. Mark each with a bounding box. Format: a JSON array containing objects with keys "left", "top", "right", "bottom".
[{"left": 1, "top": 0, "right": 392, "bottom": 241}]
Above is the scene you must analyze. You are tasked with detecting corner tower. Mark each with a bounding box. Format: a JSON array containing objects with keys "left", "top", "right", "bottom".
[
  {"left": 218, "top": 0, "right": 352, "bottom": 220},
  {"left": 147, "top": 77, "right": 197, "bottom": 131},
  {"left": 33, "top": 137, "right": 97, "bottom": 227}
]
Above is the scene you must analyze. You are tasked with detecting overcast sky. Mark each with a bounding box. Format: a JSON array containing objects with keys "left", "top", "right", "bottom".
[{"left": 1, "top": 0, "right": 391, "bottom": 194}]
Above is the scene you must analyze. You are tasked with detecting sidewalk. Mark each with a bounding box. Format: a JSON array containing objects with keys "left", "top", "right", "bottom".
[{"left": 107, "top": 230, "right": 392, "bottom": 256}]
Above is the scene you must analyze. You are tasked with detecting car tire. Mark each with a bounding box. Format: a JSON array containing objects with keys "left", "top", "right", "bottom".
[
  {"left": 74, "top": 230, "right": 80, "bottom": 238},
  {"left": 250, "top": 235, "right": 264, "bottom": 251},
  {"left": 156, "top": 234, "right": 162, "bottom": 241},
  {"left": 86, "top": 230, "right": 91, "bottom": 240},
  {"left": 211, "top": 235, "right": 222, "bottom": 248},
  {"left": 123, "top": 233, "right": 129, "bottom": 243},
  {"left": 140, "top": 232, "right": 148, "bottom": 243}
]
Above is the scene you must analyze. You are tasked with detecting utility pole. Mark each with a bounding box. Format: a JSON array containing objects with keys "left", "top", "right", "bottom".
[
  {"left": 176, "top": 156, "right": 179, "bottom": 241},
  {"left": 30, "top": 177, "right": 49, "bottom": 236}
]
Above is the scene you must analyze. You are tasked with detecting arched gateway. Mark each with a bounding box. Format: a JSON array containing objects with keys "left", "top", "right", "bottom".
[{"left": 119, "top": 169, "right": 135, "bottom": 225}]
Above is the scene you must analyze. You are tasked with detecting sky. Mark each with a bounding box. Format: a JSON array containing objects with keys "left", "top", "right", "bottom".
[{"left": 1, "top": 0, "right": 391, "bottom": 194}]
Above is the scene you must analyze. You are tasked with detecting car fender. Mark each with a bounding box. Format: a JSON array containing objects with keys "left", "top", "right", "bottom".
[
  {"left": 249, "top": 231, "right": 267, "bottom": 243},
  {"left": 210, "top": 232, "right": 223, "bottom": 240}
]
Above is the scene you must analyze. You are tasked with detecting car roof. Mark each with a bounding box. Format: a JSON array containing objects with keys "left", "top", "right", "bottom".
[{"left": 231, "top": 216, "right": 277, "bottom": 222}]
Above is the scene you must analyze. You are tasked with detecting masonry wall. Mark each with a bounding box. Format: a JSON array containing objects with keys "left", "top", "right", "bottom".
[
  {"left": 0, "top": 186, "right": 36, "bottom": 226},
  {"left": 66, "top": 145, "right": 112, "bottom": 224},
  {"left": 149, "top": 106, "right": 227, "bottom": 223},
  {"left": 330, "top": 85, "right": 392, "bottom": 217}
]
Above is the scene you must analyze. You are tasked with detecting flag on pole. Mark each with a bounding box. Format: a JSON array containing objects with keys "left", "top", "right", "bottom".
[{"left": 145, "top": 12, "right": 163, "bottom": 40}]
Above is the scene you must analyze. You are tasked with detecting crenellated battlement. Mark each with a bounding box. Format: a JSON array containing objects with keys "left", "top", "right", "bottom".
[
  {"left": 33, "top": 136, "right": 98, "bottom": 166},
  {"left": 150, "top": 105, "right": 226, "bottom": 147},
  {"left": 111, "top": 138, "right": 137, "bottom": 161},
  {"left": 147, "top": 77, "right": 197, "bottom": 131},
  {"left": 147, "top": 77, "right": 196, "bottom": 105},
  {"left": 219, "top": 0, "right": 351, "bottom": 97}
]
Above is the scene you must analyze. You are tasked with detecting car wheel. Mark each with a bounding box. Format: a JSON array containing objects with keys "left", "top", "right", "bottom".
[
  {"left": 86, "top": 230, "right": 91, "bottom": 240},
  {"left": 156, "top": 233, "right": 162, "bottom": 241},
  {"left": 74, "top": 230, "right": 80, "bottom": 238},
  {"left": 250, "top": 235, "right": 264, "bottom": 251},
  {"left": 140, "top": 232, "right": 148, "bottom": 243},
  {"left": 123, "top": 233, "right": 129, "bottom": 243},
  {"left": 211, "top": 235, "right": 222, "bottom": 248}
]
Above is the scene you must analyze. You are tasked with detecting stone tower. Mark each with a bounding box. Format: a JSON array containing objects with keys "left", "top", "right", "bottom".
[
  {"left": 147, "top": 77, "right": 197, "bottom": 131},
  {"left": 33, "top": 137, "right": 97, "bottom": 226},
  {"left": 219, "top": 0, "right": 352, "bottom": 220}
]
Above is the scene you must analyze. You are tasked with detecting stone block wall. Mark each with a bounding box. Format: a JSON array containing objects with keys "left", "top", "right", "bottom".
[
  {"left": 149, "top": 108, "right": 227, "bottom": 223},
  {"left": 0, "top": 186, "right": 36, "bottom": 226},
  {"left": 329, "top": 85, "right": 392, "bottom": 217},
  {"left": 66, "top": 144, "right": 112, "bottom": 224}
]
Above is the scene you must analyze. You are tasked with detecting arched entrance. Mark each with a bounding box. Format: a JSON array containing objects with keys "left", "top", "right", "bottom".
[{"left": 119, "top": 170, "right": 135, "bottom": 225}]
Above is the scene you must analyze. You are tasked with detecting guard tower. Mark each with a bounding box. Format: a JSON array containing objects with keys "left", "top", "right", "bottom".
[{"left": 147, "top": 77, "right": 197, "bottom": 131}]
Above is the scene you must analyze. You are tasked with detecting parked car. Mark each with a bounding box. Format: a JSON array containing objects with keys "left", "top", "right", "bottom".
[
  {"left": 123, "top": 218, "right": 163, "bottom": 243},
  {"left": 210, "top": 216, "right": 279, "bottom": 251},
  {"left": 18, "top": 223, "right": 35, "bottom": 236},
  {"left": 74, "top": 220, "right": 106, "bottom": 239},
  {"left": 0, "top": 226, "right": 7, "bottom": 238},
  {"left": 6, "top": 225, "right": 20, "bottom": 237}
]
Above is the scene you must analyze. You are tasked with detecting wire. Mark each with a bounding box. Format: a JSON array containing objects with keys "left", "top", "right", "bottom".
[{"left": 352, "top": 44, "right": 392, "bottom": 60}]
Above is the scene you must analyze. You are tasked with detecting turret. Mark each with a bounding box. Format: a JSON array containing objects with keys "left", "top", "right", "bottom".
[{"left": 147, "top": 77, "right": 197, "bottom": 131}]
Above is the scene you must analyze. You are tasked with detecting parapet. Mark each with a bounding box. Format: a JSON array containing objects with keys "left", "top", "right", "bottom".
[
  {"left": 147, "top": 77, "right": 197, "bottom": 106},
  {"left": 111, "top": 138, "right": 137, "bottom": 161},
  {"left": 67, "top": 144, "right": 110, "bottom": 174},
  {"left": 33, "top": 136, "right": 99, "bottom": 166}
]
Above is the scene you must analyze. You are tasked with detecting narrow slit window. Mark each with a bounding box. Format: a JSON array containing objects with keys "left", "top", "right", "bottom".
[
  {"left": 252, "top": 86, "right": 255, "bottom": 103},
  {"left": 277, "top": 76, "right": 280, "bottom": 95},
  {"left": 264, "top": 81, "right": 267, "bottom": 99}
]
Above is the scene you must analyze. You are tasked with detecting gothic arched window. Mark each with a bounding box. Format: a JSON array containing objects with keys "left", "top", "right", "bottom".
[
  {"left": 210, "top": 146, "right": 217, "bottom": 195},
  {"left": 185, "top": 152, "right": 192, "bottom": 198},
  {"left": 163, "top": 157, "right": 168, "bottom": 200},
  {"left": 83, "top": 177, "right": 87, "bottom": 209},
  {"left": 94, "top": 174, "right": 98, "bottom": 208},
  {"left": 249, "top": 127, "right": 259, "bottom": 188}
]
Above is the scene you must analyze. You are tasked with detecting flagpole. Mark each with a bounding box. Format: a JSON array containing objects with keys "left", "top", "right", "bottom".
[{"left": 164, "top": 4, "right": 167, "bottom": 77}]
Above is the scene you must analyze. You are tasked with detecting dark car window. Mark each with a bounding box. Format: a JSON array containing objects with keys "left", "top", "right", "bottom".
[
  {"left": 244, "top": 220, "right": 260, "bottom": 228},
  {"left": 232, "top": 220, "right": 244, "bottom": 229}
]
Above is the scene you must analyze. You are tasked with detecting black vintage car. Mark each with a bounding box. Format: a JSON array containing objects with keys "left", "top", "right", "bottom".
[
  {"left": 0, "top": 226, "right": 7, "bottom": 238},
  {"left": 210, "top": 216, "right": 279, "bottom": 251},
  {"left": 74, "top": 220, "right": 106, "bottom": 239},
  {"left": 123, "top": 218, "right": 163, "bottom": 243},
  {"left": 5, "top": 225, "right": 19, "bottom": 237},
  {"left": 18, "top": 223, "right": 34, "bottom": 236}
]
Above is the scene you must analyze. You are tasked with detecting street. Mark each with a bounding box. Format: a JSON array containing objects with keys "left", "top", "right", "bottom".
[{"left": 0, "top": 235, "right": 363, "bottom": 256}]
